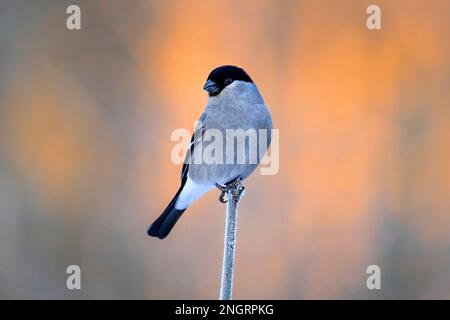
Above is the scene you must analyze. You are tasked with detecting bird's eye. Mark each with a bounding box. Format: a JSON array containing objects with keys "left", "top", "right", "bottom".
[{"left": 224, "top": 78, "right": 233, "bottom": 85}]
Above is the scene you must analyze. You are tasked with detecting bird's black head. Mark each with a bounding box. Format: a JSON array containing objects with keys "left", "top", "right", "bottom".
[{"left": 203, "top": 65, "right": 253, "bottom": 97}]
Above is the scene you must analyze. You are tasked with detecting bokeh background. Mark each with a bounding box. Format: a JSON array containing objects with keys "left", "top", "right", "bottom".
[{"left": 0, "top": 0, "right": 449, "bottom": 299}]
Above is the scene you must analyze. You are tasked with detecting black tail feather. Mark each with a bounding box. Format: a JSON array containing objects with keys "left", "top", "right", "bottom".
[{"left": 148, "top": 186, "right": 186, "bottom": 239}]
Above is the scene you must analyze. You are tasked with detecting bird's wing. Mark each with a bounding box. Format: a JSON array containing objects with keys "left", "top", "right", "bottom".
[{"left": 181, "top": 112, "right": 206, "bottom": 182}]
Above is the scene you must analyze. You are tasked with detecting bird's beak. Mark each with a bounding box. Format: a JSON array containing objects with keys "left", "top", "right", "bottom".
[{"left": 203, "top": 79, "right": 220, "bottom": 96}]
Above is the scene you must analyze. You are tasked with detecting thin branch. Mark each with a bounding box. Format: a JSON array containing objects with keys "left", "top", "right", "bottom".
[{"left": 219, "top": 180, "right": 245, "bottom": 300}]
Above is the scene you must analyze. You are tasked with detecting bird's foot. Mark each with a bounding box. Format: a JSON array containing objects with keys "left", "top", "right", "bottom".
[
  {"left": 215, "top": 178, "right": 245, "bottom": 204},
  {"left": 215, "top": 183, "right": 229, "bottom": 203}
]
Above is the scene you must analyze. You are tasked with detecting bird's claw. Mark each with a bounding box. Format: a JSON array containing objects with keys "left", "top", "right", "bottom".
[
  {"left": 218, "top": 190, "right": 228, "bottom": 203},
  {"left": 215, "top": 183, "right": 229, "bottom": 203},
  {"left": 215, "top": 178, "right": 244, "bottom": 204}
]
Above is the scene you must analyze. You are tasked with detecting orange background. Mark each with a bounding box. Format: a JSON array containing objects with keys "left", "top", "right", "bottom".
[{"left": 0, "top": 0, "right": 449, "bottom": 298}]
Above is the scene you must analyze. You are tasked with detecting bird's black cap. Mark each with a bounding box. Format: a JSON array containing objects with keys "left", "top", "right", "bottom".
[{"left": 203, "top": 65, "right": 253, "bottom": 96}]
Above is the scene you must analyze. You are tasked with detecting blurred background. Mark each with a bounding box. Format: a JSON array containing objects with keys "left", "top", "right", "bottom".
[{"left": 0, "top": 0, "right": 449, "bottom": 299}]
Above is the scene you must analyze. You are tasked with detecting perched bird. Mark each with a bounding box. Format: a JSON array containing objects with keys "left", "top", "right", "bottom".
[{"left": 148, "top": 65, "right": 272, "bottom": 239}]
